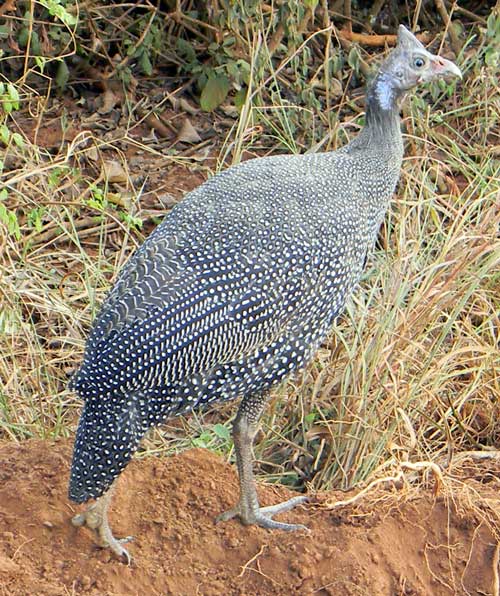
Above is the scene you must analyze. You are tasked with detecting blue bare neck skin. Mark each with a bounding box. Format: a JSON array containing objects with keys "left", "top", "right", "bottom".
[
  {"left": 363, "top": 69, "right": 402, "bottom": 141},
  {"left": 343, "top": 66, "right": 405, "bottom": 226}
]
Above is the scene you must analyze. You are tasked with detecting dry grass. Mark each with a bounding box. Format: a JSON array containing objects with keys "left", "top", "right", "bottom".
[
  {"left": 0, "top": 8, "right": 498, "bottom": 519},
  {"left": 222, "top": 16, "right": 500, "bottom": 492}
]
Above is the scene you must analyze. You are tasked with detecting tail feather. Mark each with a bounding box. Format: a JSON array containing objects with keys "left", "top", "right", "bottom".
[{"left": 68, "top": 399, "right": 146, "bottom": 503}]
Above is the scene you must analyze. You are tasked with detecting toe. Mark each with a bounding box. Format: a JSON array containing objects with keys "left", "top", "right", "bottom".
[
  {"left": 260, "top": 495, "right": 308, "bottom": 516},
  {"left": 215, "top": 506, "right": 240, "bottom": 524},
  {"left": 254, "top": 513, "right": 309, "bottom": 532},
  {"left": 216, "top": 495, "right": 308, "bottom": 531},
  {"left": 71, "top": 512, "right": 87, "bottom": 527}
]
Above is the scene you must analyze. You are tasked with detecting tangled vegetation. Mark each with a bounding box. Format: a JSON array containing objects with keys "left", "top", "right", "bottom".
[{"left": 0, "top": 1, "right": 498, "bottom": 518}]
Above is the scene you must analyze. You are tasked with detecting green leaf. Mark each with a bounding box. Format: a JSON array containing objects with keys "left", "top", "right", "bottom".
[
  {"left": 176, "top": 38, "right": 197, "bottom": 64},
  {"left": 347, "top": 47, "right": 360, "bottom": 73},
  {"left": 139, "top": 52, "right": 153, "bottom": 76},
  {"left": 30, "top": 31, "right": 41, "bottom": 55},
  {"left": 28, "top": 208, "right": 44, "bottom": 233},
  {"left": 226, "top": 61, "right": 240, "bottom": 80},
  {"left": 486, "top": 12, "right": 500, "bottom": 39},
  {"left": 304, "top": 412, "right": 317, "bottom": 426},
  {"left": 192, "top": 430, "right": 212, "bottom": 449},
  {"left": 18, "top": 28, "right": 30, "bottom": 48},
  {"left": 0, "top": 125, "right": 10, "bottom": 144},
  {"left": 485, "top": 48, "right": 499, "bottom": 68},
  {"left": 236, "top": 59, "right": 251, "bottom": 85},
  {"left": 7, "top": 83, "right": 19, "bottom": 109},
  {"left": 212, "top": 423, "right": 231, "bottom": 441},
  {"left": 39, "top": 0, "right": 77, "bottom": 27},
  {"left": 56, "top": 60, "right": 70, "bottom": 89},
  {"left": 0, "top": 203, "right": 20, "bottom": 239},
  {"left": 120, "top": 212, "right": 143, "bottom": 229},
  {"left": 35, "top": 56, "right": 46, "bottom": 73},
  {"left": 200, "top": 74, "right": 230, "bottom": 112},
  {"left": 11, "top": 132, "right": 24, "bottom": 149},
  {"left": 234, "top": 88, "right": 247, "bottom": 109}
]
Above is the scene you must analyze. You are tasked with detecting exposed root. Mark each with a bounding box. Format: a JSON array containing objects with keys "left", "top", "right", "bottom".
[
  {"left": 441, "top": 450, "right": 500, "bottom": 466},
  {"left": 323, "top": 460, "right": 443, "bottom": 510},
  {"left": 238, "top": 544, "right": 267, "bottom": 578}
]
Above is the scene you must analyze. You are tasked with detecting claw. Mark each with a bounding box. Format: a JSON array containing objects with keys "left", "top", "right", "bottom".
[
  {"left": 72, "top": 509, "right": 133, "bottom": 564},
  {"left": 71, "top": 488, "right": 133, "bottom": 564}
]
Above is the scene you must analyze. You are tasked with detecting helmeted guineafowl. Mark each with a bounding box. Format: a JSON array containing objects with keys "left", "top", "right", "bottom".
[{"left": 69, "top": 25, "right": 461, "bottom": 562}]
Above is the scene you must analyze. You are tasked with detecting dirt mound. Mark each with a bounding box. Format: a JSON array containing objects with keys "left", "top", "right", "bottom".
[{"left": 0, "top": 441, "right": 497, "bottom": 595}]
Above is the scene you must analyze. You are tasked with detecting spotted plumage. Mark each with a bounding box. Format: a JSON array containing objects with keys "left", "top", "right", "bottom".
[
  {"left": 70, "top": 140, "right": 402, "bottom": 498},
  {"left": 68, "top": 25, "right": 461, "bottom": 561}
]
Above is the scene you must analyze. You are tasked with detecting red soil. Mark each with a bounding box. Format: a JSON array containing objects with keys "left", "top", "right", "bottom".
[{"left": 0, "top": 440, "right": 497, "bottom": 595}]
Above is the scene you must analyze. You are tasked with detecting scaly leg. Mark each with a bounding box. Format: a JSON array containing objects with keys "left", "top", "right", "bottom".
[
  {"left": 217, "top": 393, "right": 308, "bottom": 531},
  {"left": 71, "top": 485, "right": 133, "bottom": 563}
]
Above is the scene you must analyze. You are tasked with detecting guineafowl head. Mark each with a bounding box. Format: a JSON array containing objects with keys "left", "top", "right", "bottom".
[{"left": 373, "top": 25, "right": 462, "bottom": 111}]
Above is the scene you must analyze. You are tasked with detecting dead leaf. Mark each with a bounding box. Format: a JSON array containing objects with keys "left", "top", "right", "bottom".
[
  {"left": 86, "top": 146, "right": 99, "bottom": 162},
  {"left": 170, "top": 96, "right": 198, "bottom": 115},
  {"left": 102, "top": 160, "right": 128, "bottom": 184},
  {"left": 330, "top": 78, "right": 343, "bottom": 98},
  {"left": 107, "top": 192, "right": 133, "bottom": 210},
  {"left": 177, "top": 118, "right": 201, "bottom": 144},
  {"left": 0, "top": 0, "right": 16, "bottom": 18},
  {"left": 98, "top": 89, "right": 119, "bottom": 114},
  {"left": 305, "top": 425, "right": 332, "bottom": 441}
]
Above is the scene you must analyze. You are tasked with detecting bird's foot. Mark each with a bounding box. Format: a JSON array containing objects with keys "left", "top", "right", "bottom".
[
  {"left": 216, "top": 495, "right": 309, "bottom": 531},
  {"left": 72, "top": 505, "right": 133, "bottom": 564}
]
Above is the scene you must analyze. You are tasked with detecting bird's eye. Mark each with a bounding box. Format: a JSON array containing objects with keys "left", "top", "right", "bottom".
[{"left": 414, "top": 57, "right": 426, "bottom": 69}]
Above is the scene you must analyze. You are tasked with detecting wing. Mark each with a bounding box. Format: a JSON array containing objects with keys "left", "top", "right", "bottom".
[{"left": 72, "top": 153, "right": 361, "bottom": 397}]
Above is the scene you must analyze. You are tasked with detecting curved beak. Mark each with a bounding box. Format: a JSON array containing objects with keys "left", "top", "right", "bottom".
[{"left": 429, "top": 55, "right": 462, "bottom": 80}]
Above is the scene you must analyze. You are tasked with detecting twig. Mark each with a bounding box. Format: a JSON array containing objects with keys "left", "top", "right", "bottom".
[
  {"left": 434, "top": 0, "right": 462, "bottom": 55},
  {"left": 455, "top": 451, "right": 500, "bottom": 461},
  {"left": 252, "top": 26, "right": 334, "bottom": 104},
  {"left": 268, "top": 23, "right": 285, "bottom": 55},
  {"left": 368, "top": 0, "right": 386, "bottom": 26},
  {"left": 166, "top": 7, "right": 220, "bottom": 34},
  {"left": 12, "top": 537, "right": 36, "bottom": 560},
  {"left": 136, "top": 108, "right": 175, "bottom": 138},
  {"left": 268, "top": 4, "right": 317, "bottom": 56},
  {"left": 447, "top": 2, "right": 487, "bottom": 24},
  {"left": 401, "top": 461, "right": 443, "bottom": 494},
  {"left": 412, "top": 0, "right": 423, "bottom": 31},
  {"left": 424, "top": 541, "right": 455, "bottom": 592},
  {"left": 29, "top": 217, "right": 118, "bottom": 247},
  {"left": 343, "top": 0, "right": 352, "bottom": 35},
  {"left": 338, "top": 29, "right": 432, "bottom": 47}
]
